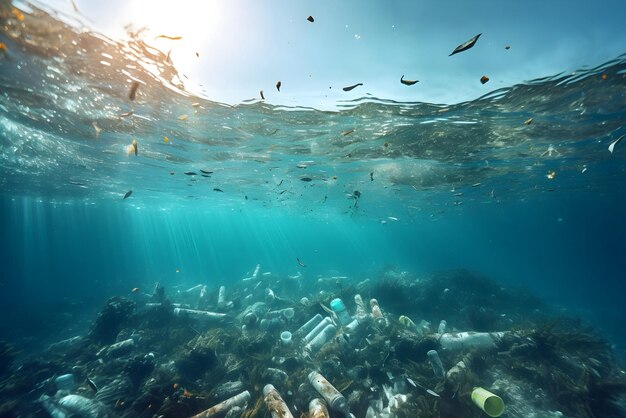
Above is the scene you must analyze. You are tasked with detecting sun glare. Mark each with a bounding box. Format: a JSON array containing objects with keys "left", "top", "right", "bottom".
[{"left": 125, "top": 0, "right": 222, "bottom": 72}]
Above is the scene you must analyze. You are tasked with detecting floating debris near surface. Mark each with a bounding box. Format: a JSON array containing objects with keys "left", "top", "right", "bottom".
[
  {"left": 213, "top": 188, "right": 223, "bottom": 192},
  {"left": 307, "top": 16, "right": 314, "bottom": 23},
  {"left": 343, "top": 82, "right": 363, "bottom": 92},
  {"left": 178, "top": 114, "right": 189, "bottom": 121},
  {"left": 122, "top": 190, "right": 132, "bottom": 199},
  {"left": 341, "top": 129, "right": 354, "bottom": 136},
  {"left": 126, "top": 139, "right": 138, "bottom": 156},
  {"left": 608, "top": 134, "right": 625, "bottom": 154},
  {"left": 449, "top": 33, "right": 482, "bottom": 56},
  {"left": 128, "top": 81, "right": 139, "bottom": 101},
  {"left": 480, "top": 75, "right": 489, "bottom": 84},
  {"left": 400, "top": 75, "right": 419, "bottom": 85},
  {"left": 92, "top": 122, "right": 101, "bottom": 138},
  {"left": 260, "top": 90, "right": 265, "bottom": 100},
  {"left": 300, "top": 177, "right": 313, "bottom": 182},
  {"left": 276, "top": 81, "right": 281, "bottom": 92},
  {"left": 184, "top": 172, "right": 197, "bottom": 176},
  {"left": 155, "top": 35, "right": 183, "bottom": 40},
  {"left": 524, "top": 117, "right": 533, "bottom": 125}
]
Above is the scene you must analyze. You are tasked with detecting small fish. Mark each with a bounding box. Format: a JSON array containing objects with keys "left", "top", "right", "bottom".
[
  {"left": 297, "top": 257, "right": 307, "bottom": 267},
  {"left": 201, "top": 174, "right": 211, "bottom": 178},
  {"left": 480, "top": 75, "right": 489, "bottom": 84},
  {"left": 354, "top": 190, "right": 361, "bottom": 198},
  {"left": 546, "top": 170, "right": 556, "bottom": 179},
  {"left": 123, "top": 190, "right": 133, "bottom": 199},
  {"left": 400, "top": 75, "right": 419, "bottom": 86},
  {"left": 608, "top": 134, "right": 625, "bottom": 154},
  {"left": 343, "top": 83, "right": 363, "bottom": 92},
  {"left": 163, "top": 137, "right": 169, "bottom": 143},
  {"left": 301, "top": 177, "right": 312, "bottom": 182},
  {"left": 86, "top": 378, "right": 98, "bottom": 393},
  {"left": 524, "top": 118, "right": 533, "bottom": 125},
  {"left": 156, "top": 35, "right": 183, "bottom": 40},
  {"left": 370, "top": 172, "right": 374, "bottom": 181},
  {"left": 129, "top": 81, "right": 140, "bottom": 101},
  {"left": 307, "top": 16, "right": 314, "bottom": 23},
  {"left": 388, "top": 216, "right": 398, "bottom": 221},
  {"left": 92, "top": 122, "right": 101, "bottom": 138},
  {"left": 342, "top": 129, "right": 354, "bottom": 136},
  {"left": 505, "top": 45, "right": 511, "bottom": 50},
  {"left": 260, "top": 90, "right": 265, "bottom": 100},
  {"left": 276, "top": 81, "right": 282, "bottom": 92},
  {"left": 184, "top": 172, "right": 197, "bottom": 176},
  {"left": 471, "top": 182, "right": 481, "bottom": 187},
  {"left": 200, "top": 169, "right": 213, "bottom": 175},
  {"left": 213, "top": 188, "right": 224, "bottom": 192},
  {"left": 178, "top": 114, "right": 188, "bottom": 121},
  {"left": 131, "top": 287, "right": 140, "bottom": 293},
  {"left": 449, "top": 33, "right": 481, "bottom": 56}
]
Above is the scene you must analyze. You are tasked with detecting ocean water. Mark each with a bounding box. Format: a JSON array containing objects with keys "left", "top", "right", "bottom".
[{"left": 1, "top": 2, "right": 626, "bottom": 417}]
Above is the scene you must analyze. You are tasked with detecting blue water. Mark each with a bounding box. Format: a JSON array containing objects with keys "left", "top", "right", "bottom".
[{"left": 1, "top": 0, "right": 626, "bottom": 361}]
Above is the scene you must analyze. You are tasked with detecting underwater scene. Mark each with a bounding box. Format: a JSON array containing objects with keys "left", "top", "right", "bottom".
[{"left": 1, "top": 0, "right": 626, "bottom": 417}]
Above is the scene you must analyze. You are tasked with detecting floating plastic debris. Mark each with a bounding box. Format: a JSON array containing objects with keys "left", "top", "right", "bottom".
[
  {"left": 343, "top": 83, "right": 363, "bottom": 92},
  {"left": 608, "top": 134, "right": 625, "bottom": 154},
  {"left": 480, "top": 75, "right": 490, "bottom": 84},
  {"left": 449, "top": 33, "right": 481, "bottom": 56},
  {"left": 128, "top": 81, "right": 139, "bottom": 101},
  {"left": 307, "top": 16, "right": 315, "bottom": 23},
  {"left": 400, "top": 75, "right": 418, "bottom": 85}
]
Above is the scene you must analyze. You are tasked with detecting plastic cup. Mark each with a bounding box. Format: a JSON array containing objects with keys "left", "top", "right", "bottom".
[
  {"left": 471, "top": 387, "right": 505, "bottom": 417},
  {"left": 280, "top": 331, "right": 292, "bottom": 346}
]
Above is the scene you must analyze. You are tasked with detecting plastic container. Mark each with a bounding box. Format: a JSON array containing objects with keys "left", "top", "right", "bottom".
[
  {"left": 330, "top": 298, "right": 354, "bottom": 326},
  {"left": 174, "top": 308, "right": 228, "bottom": 322},
  {"left": 218, "top": 286, "right": 226, "bottom": 308},
  {"left": 263, "top": 384, "right": 294, "bottom": 418},
  {"left": 369, "top": 299, "right": 385, "bottom": 324},
  {"left": 268, "top": 308, "right": 295, "bottom": 320},
  {"left": 54, "top": 374, "right": 76, "bottom": 392},
  {"left": 98, "top": 338, "right": 134, "bottom": 358},
  {"left": 427, "top": 350, "right": 445, "bottom": 378},
  {"left": 305, "top": 323, "right": 337, "bottom": 354},
  {"left": 304, "top": 317, "right": 332, "bottom": 344},
  {"left": 309, "top": 398, "right": 330, "bottom": 418},
  {"left": 191, "top": 390, "right": 251, "bottom": 418},
  {"left": 438, "top": 320, "right": 447, "bottom": 334},
  {"left": 308, "top": 371, "right": 351, "bottom": 416},
  {"left": 439, "top": 332, "right": 505, "bottom": 352},
  {"left": 353, "top": 294, "right": 368, "bottom": 322},
  {"left": 58, "top": 394, "right": 107, "bottom": 418},
  {"left": 471, "top": 387, "right": 505, "bottom": 417},
  {"left": 260, "top": 318, "right": 284, "bottom": 332},
  {"left": 296, "top": 314, "right": 323, "bottom": 337},
  {"left": 398, "top": 315, "right": 417, "bottom": 330},
  {"left": 280, "top": 331, "right": 293, "bottom": 346}
]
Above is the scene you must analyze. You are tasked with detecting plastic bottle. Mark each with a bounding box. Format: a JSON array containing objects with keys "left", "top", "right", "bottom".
[
  {"left": 437, "top": 320, "right": 447, "bottom": 334},
  {"left": 369, "top": 299, "right": 386, "bottom": 324},
  {"left": 280, "top": 331, "right": 292, "bottom": 346},
  {"left": 308, "top": 371, "right": 351, "bottom": 416},
  {"left": 263, "top": 384, "right": 294, "bottom": 418},
  {"left": 427, "top": 350, "right": 445, "bottom": 378},
  {"left": 54, "top": 374, "right": 76, "bottom": 393},
  {"left": 304, "top": 317, "right": 332, "bottom": 344},
  {"left": 330, "top": 298, "right": 353, "bottom": 327},
  {"left": 309, "top": 398, "right": 330, "bottom": 418},
  {"left": 296, "top": 314, "right": 323, "bottom": 337},
  {"left": 174, "top": 308, "right": 228, "bottom": 322},
  {"left": 304, "top": 323, "right": 337, "bottom": 354},
  {"left": 191, "top": 390, "right": 251, "bottom": 418},
  {"left": 439, "top": 332, "right": 506, "bottom": 352},
  {"left": 353, "top": 295, "right": 368, "bottom": 322},
  {"left": 218, "top": 286, "right": 227, "bottom": 308}
]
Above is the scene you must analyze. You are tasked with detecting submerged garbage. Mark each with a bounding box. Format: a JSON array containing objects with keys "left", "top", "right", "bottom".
[{"left": 0, "top": 268, "right": 624, "bottom": 417}]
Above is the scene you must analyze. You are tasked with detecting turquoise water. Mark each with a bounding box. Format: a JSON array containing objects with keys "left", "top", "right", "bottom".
[
  {"left": 1, "top": 2, "right": 626, "bottom": 346},
  {"left": 1, "top": 3, "right": 626, "bottom": 416}
]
